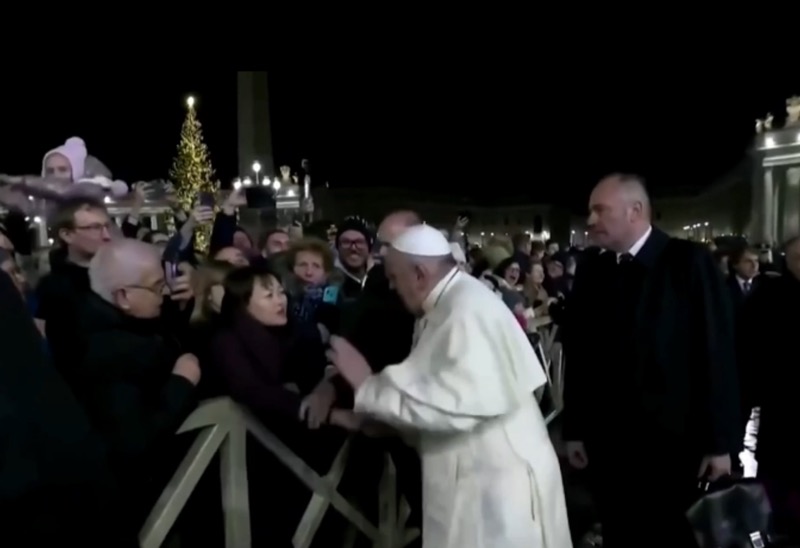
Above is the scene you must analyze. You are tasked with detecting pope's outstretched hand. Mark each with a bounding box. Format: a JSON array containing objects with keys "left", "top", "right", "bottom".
[{"left": 327, "top": 336, "right": 372, "bottom": 390}]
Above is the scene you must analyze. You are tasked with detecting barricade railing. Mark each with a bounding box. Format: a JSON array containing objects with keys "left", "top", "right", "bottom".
[
  {"left": 531, "top": 322, "right": 565, "bottom": 422},
  {"left": 139, "top": 397, "right": 420, "bottom": 548}
]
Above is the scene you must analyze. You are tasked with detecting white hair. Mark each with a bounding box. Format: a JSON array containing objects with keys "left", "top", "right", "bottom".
[{"left": 89, "top": 239, "right": 162, "bottom": 303}]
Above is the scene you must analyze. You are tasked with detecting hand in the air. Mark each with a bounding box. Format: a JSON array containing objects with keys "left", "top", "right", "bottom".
[
  {"left": 164, "top": 182, "right": 180, "bottom": 207},
  {"left": 0, "top": 187, "right": 33, "bottom": 213},
  {"left": 223, "top": 188, "right": 247, "bottom": 212},
  {"left": 326, "top": 336, "right": 372, "bottom": 390},
  {"left": 191, "top": 205, "right": 215, "bottom": 225},
  {"left": 565, "top": 441, "right": 589, "bottom": 470},
  {"left": 697, "top": 454, "right": 731, "bottom": 481}
]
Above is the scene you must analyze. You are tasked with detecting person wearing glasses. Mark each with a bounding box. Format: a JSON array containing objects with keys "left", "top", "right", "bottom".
[
  {"left": 34, "top": 197, "right": 114, "bottom": 379},
  {"left": 334, "top": 216, "right": 374, "bottom": 304}
]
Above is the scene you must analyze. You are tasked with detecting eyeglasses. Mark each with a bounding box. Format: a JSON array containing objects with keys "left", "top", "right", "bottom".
[
  {"left": 339, "top": 238, "right": 368, "bottom": 249},
  {"left": 124, "top": 281, "right": 167, "bottom": 296},
  {"left": 73, "top": 222, "right": 113, "bottom": 234}
]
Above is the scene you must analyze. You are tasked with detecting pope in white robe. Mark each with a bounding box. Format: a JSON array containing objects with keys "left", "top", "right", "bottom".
[{"left": 328, "top": 224, "right": 572, "bottom": 548}]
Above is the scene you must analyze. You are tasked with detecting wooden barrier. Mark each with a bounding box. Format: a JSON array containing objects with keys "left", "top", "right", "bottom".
[{"left": 139, "top": 397, "right": 420, "bottom": 548}]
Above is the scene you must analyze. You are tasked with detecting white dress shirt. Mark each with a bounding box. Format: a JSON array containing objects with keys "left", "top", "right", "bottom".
[
  {"left": 617, "top": 225, "right": 653, "bottom": 263},
  {"left": 736, "top": 275, "right": 753, "bottom": 294}
]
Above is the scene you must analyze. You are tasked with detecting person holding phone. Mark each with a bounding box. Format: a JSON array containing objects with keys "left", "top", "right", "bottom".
[{"left": 208, "top": 188, "right": 256, "bottom": 259}]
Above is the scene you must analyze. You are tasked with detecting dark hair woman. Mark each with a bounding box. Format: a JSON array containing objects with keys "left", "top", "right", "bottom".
[{"left": 211, "top": 264, "right": 355, "bottom": 545}]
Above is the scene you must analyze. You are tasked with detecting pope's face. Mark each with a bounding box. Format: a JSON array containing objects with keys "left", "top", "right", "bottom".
[{"left": 385, "top": 250, "right": 425, "bottom": 314}]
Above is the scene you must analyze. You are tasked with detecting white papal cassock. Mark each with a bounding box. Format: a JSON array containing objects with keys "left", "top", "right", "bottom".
[{"left": 354, "top": 268, "right": 572, "bottom": 548}]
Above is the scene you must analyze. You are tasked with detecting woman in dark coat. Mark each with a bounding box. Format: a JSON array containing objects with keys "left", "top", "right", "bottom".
[{"left": 211, "top": 265, "right": 356, "bottom": 545}]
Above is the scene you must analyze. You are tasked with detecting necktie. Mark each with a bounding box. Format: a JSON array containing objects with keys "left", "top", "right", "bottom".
[
  {"left": 618, "top": 252, "right": 634, "bottom": 265},
  {"left": 743, "top": 280, "right": 752, "bottom": 294}
]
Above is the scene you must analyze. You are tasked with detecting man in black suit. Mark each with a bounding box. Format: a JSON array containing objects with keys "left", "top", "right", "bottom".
[
  {"left": 562, "top": 174, "right": 740, "bottom": 547},
  {"left": 726, "top": 245, "right": 762, "bottom": 467},
  {"left": 726, "top": 245, "right": 761, "bottom": 311}
]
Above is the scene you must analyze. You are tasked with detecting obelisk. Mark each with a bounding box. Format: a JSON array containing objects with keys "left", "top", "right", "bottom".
[{"left": 237, "top": 71, "right": 275, "bottom": 178}]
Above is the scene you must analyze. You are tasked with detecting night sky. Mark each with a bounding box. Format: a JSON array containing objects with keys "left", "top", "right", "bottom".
[{"left": 1, "top": 69, "right": 798, "bottom": 211}]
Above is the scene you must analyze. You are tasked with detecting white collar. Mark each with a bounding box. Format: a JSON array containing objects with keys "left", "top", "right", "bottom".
[
  {"left": 618, "top": 226, "right": 652, "bottom": 261},
  {"left": 422, "top": 267, "right": 459, "bottom": 314},
  {"left": 736, "top": 275, "right": 754, "bottom": 287}
]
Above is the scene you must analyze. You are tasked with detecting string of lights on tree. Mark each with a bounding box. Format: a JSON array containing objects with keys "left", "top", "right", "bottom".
[{"left": 169, "top": 96, "right": 220, "bottom": 253}]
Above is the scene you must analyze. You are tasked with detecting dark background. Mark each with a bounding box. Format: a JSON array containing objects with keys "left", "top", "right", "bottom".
[{"left": 1, "top": 69, "right": 797, "bottom": 209}]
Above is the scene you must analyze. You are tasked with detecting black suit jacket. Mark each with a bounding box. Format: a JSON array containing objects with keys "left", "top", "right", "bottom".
[
  {"left": 562, "top": 228, "right": 741, "bottom": 456},
  {"left": 75, "top": 294, "right": 197, "bottom": 514},
  {"left": 340, "top": 264, "right": 415, "bottom": 372},
  {"left": 726, "top": 275, "right": 761, "bottom": 312}
]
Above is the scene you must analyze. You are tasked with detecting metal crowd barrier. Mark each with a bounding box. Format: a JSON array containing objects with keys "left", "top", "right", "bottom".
[{"left": 139, "top": 397, "right": 420, "bottom": 548}]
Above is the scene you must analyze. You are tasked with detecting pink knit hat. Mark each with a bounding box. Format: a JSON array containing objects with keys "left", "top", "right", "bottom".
[{"left": 41, "top": 137, "right": 88, "bottom": 181}]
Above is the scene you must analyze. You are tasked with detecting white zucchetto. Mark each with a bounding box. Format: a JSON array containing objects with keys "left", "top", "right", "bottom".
[{"left": 391, "top": 224, "right": 453, "bottom": 257}]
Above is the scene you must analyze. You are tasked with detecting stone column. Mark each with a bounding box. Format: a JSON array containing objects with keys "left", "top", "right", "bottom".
[
  {"left": 237, "top": 72, "right": 275, "bottom": 178},
  {"left": 784, "top": 167, "right": 800, "bottom": 240},
  {"left": 762, "top": 168, "right": 774, "bottom": 246}
]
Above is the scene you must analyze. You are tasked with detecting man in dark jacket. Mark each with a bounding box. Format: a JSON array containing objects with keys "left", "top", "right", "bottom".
[
  {"left": 78, "top": 239, "right": 200, "bottom": 528},
  {"left": 339, "top": 210, "right": 423, "bottom": 528},
  {"left": 0, "top": 271, "right": 135, "bottom": 546},
  {"left": 341, "top": 211, "right": 420, "bottom": 371},
  {"left": 563, "top": 175, "right": 739, "bottom": 547}
]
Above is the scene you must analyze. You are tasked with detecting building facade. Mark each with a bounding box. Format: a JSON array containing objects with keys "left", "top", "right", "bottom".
[
  {"left": 651, "top": 163, "right": 752, "bottom": 241},
  {"left": 751, "top": 100, "right": 800, "bottom": 246}
]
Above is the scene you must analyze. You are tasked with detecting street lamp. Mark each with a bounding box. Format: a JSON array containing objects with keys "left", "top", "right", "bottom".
[{"left": 252, "top": 161, "right": 262, "bottom": 185}]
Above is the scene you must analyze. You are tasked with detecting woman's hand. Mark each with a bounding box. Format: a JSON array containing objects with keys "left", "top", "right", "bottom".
[{"left": 301, "top": 380, "right": 337, "bottom": 429}]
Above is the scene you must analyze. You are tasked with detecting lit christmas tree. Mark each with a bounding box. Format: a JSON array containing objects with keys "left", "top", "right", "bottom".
[{"left": 169, "top": 95, "right": 219, "bottom": 252}]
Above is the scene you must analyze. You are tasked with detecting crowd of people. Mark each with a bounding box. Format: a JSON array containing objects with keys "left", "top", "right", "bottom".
[{"left": 0, "top": 139, "right": 798, "bottom": 547}]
